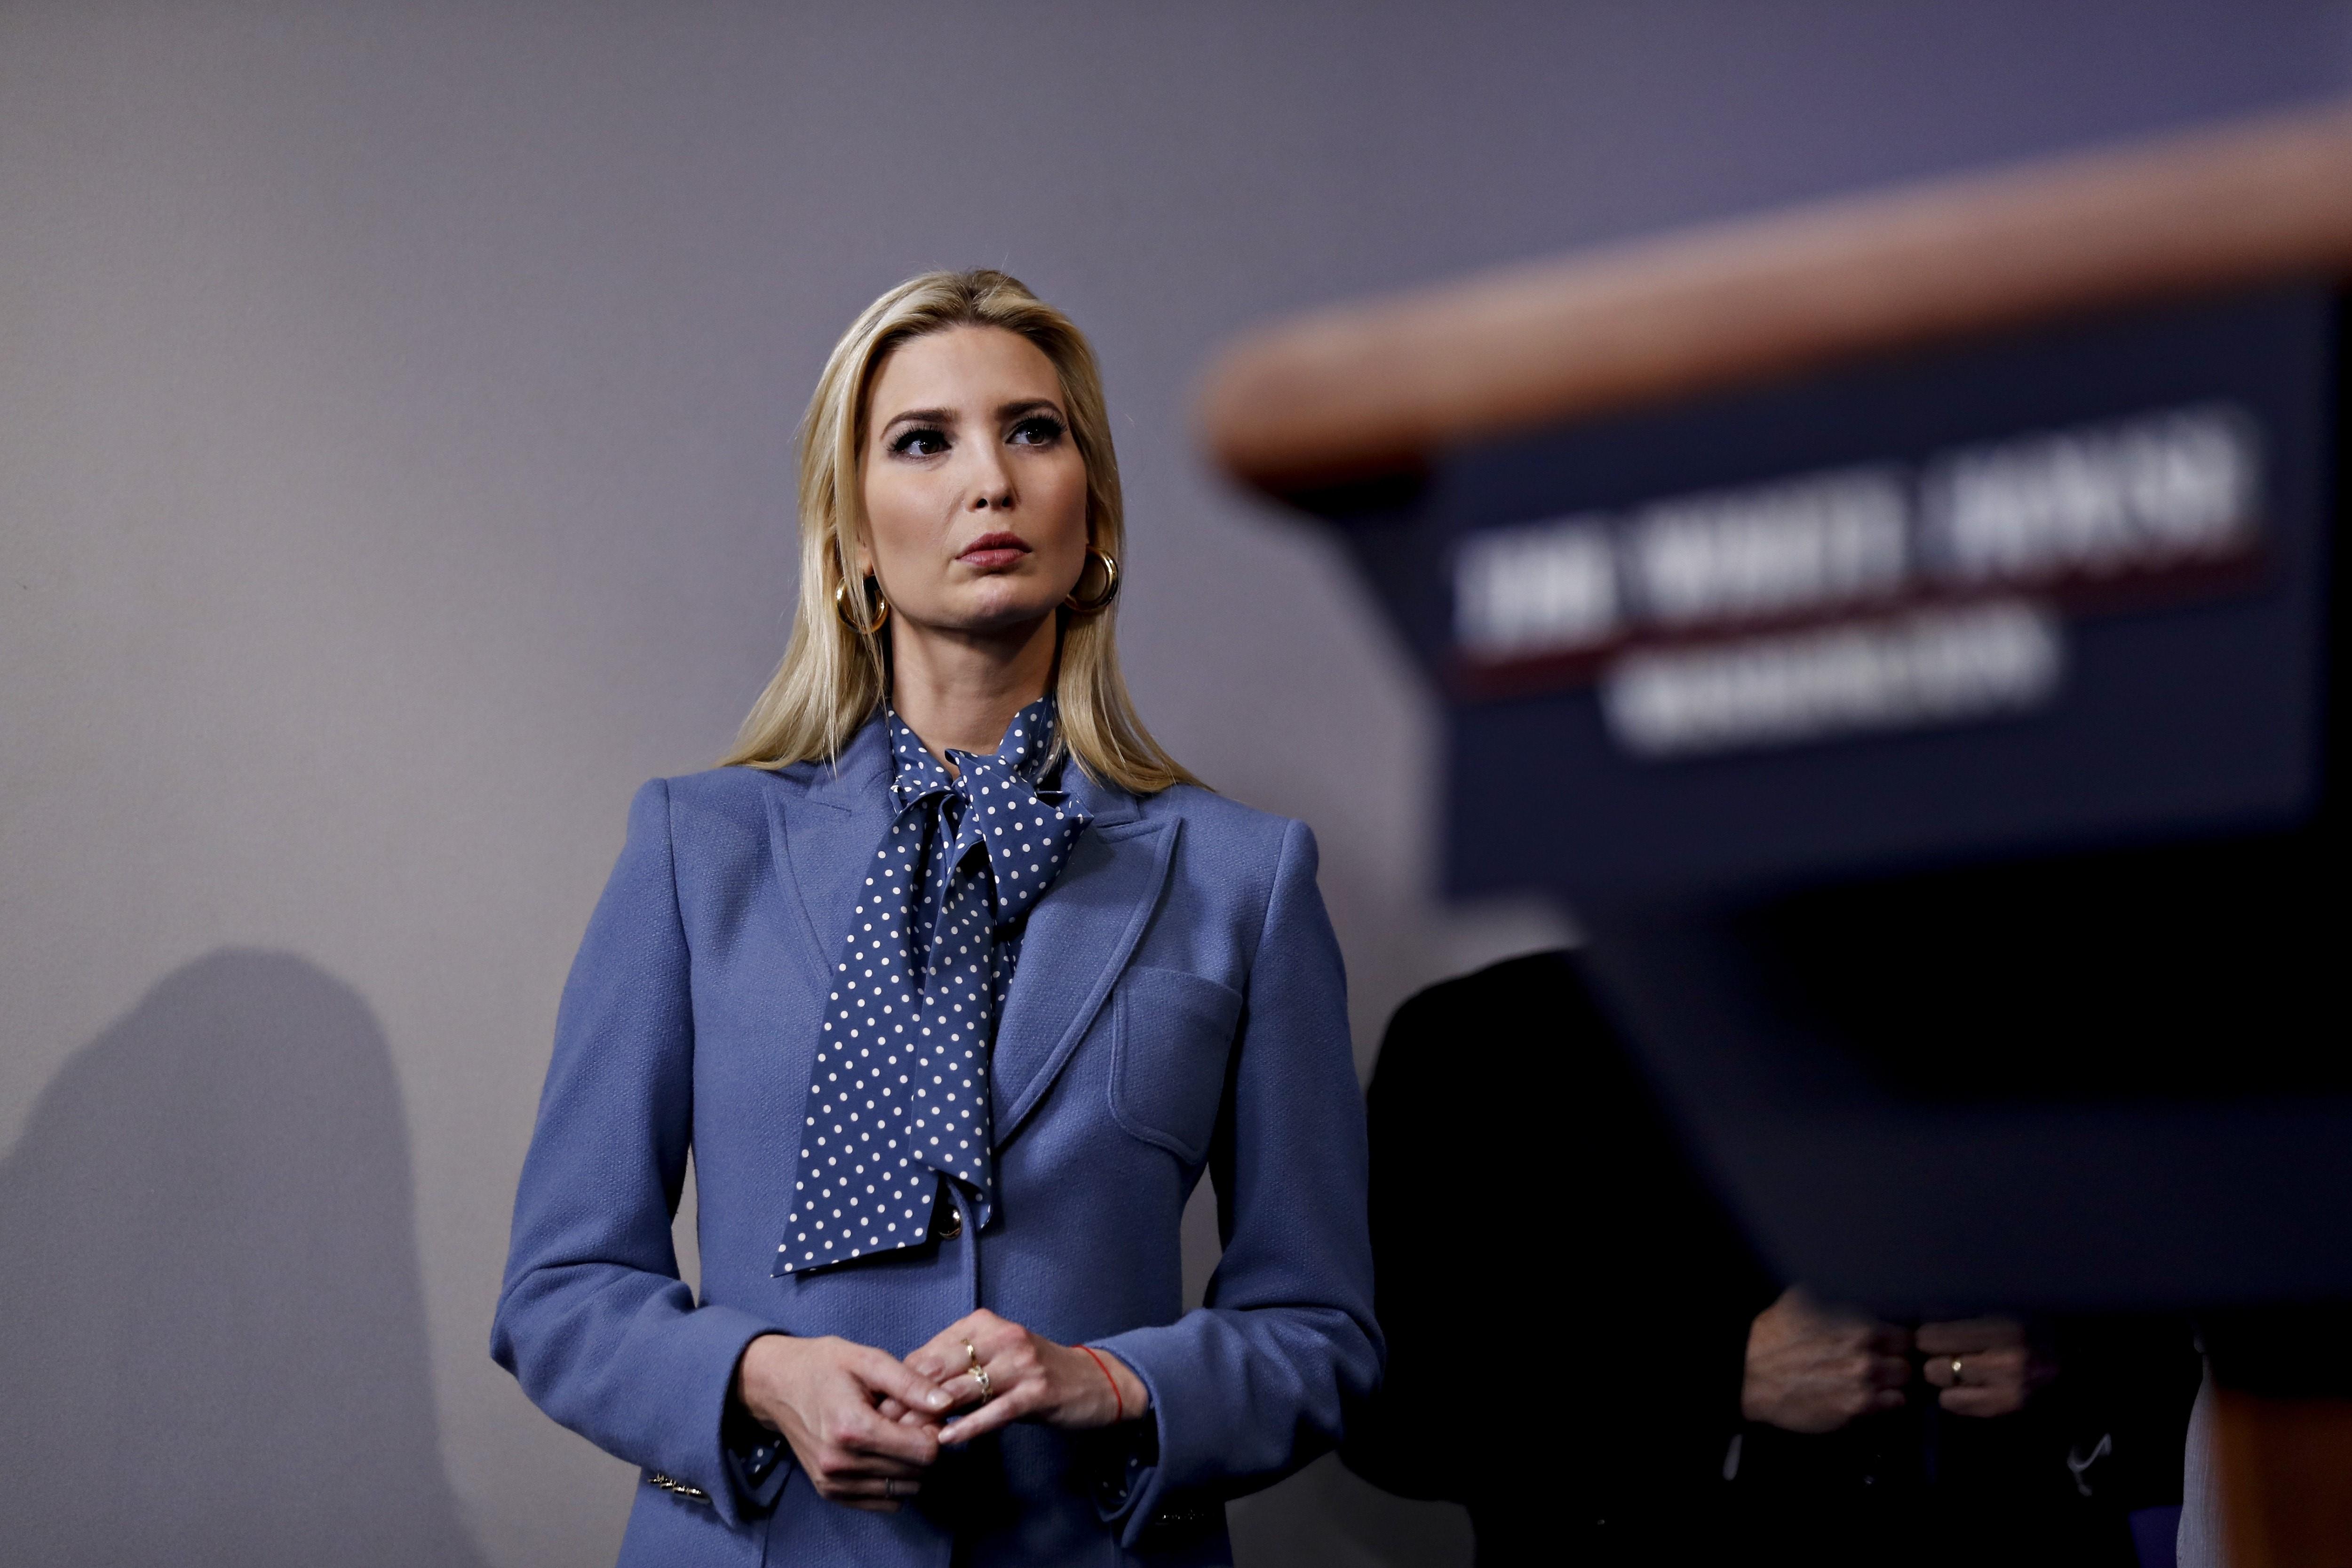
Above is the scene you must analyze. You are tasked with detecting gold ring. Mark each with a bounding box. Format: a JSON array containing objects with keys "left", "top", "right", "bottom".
[
  {"left": 968, "top": 1362, "right": 993, "bottom": 1402},
  {"left": 1949, "top": 1356, "right": 1965, "bottom": 1386}
]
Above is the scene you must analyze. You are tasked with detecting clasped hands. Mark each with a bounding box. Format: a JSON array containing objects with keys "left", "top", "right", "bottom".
[
  {"left": 732, "top": 1310, "right": 1151, "bottom": 1512},
  {"left": 1740, "top": 1287, "right": 2056, "bottom": 1434}
]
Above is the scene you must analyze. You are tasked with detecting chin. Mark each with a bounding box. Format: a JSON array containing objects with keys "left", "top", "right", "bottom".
[{"left": 942, "top": 584, "right": 1063, "bottom": 633}]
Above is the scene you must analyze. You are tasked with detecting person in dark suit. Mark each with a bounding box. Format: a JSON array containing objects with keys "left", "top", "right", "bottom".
[{"left": 1343, "top": 950, "right": 2197, "bottom": 1567}]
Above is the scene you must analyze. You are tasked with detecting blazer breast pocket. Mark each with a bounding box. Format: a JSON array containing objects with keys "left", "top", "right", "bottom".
[{"left": 1108, "top": 966, "right": 1244, "bottom": 1164}]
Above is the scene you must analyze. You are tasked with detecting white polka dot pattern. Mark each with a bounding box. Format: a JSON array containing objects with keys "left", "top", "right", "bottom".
[{"left": 776, "top": 697, "right": 1088, "bottom": 1275}]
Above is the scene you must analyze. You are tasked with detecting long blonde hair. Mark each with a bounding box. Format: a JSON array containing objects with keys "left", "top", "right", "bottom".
[{"left": 721, "top": 269, "right": 1198, "bottom": 794}]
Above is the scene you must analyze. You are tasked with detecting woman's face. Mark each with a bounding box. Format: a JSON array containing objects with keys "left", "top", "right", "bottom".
[{"left": 858, "top": 325, "right": 1089, "bottom": 637}]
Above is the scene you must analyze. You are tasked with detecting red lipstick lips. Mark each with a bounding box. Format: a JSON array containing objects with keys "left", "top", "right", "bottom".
[{"left": 958, "top": 531, "right": 1031, "bottom": 572}]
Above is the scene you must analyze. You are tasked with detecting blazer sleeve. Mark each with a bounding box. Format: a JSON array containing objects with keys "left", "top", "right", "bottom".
[
  {"left": 490, "top": 779, "right": 782, "bottom": 1527},
  {"left": 1088, "top": 817, "right": 1383, "bottom": 1544}
]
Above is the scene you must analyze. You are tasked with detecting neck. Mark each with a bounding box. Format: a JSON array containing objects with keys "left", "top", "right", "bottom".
[{"left": 887, "top": 613, "right": 1057, "bottom": 769}]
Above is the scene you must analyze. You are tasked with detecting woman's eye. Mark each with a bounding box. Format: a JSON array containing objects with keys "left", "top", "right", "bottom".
[
  {"left": 891, "top": 427, "right": 949, "bottom": 457},
  {"left": 1009, "top": 416, "right": 1065, "bottom": 447}
]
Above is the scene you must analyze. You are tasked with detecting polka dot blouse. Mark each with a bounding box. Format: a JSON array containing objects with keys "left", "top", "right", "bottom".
[{"left": 776, "top": 697, "right": 1089, "bottom": 1275}]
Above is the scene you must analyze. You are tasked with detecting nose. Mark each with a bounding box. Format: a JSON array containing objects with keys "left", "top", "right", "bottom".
[{"left": 966, "top": 445, "right": 1016, "bottom": 512}]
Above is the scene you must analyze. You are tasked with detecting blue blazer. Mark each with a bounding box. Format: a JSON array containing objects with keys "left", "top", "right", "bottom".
[{"left": 492, "top": 716, "right": 1380, "bottom": 1567}]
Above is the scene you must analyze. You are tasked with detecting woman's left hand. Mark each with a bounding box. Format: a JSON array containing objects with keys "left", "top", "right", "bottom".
[{"left": 903, "top": 1309, "right": 1150, "bottom": 1446}]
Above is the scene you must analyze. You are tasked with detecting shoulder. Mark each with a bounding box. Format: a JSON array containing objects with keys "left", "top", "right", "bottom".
[
  {"left": 1382, "top": 950, "right": 1584, "bottom": 1053},
  {"left": 1373, "top": 947, "right": 1653, "bottom": 1116},
  {"left": 1129, "top": 782, "right": 1321, "bottom": 901},
  {"left": 625, "top": 764, "right": 809, "bottom": 872},
  {"left": 1403, "top": 948, "right": 1580, "bottom": 1013},
  {"left": 638, "top": 764, "right": 765, "bottom": 824},
  {"left": 657, "top": 762, "right": 787, "bottom": 816},
  {"left": 1132, "top": 782, "right": 1302, "bottom": 861}
]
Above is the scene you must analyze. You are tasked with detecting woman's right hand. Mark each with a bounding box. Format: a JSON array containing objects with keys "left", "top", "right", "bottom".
[{"left": 733, "top": 1333, "right": 955, "bottom": 1511}]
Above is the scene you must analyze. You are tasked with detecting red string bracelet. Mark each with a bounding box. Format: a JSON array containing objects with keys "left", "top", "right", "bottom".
[{"left": 1079, "top": 1345, "right": 1124, "bottom": 1422}]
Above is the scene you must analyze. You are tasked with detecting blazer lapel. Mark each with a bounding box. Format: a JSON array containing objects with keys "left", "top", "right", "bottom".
[
  {"left": 989, "top": 771, "right": 1176, "bottom": 1146},
  {"left": 765, "top": 716, "right": 895, "bottom": 995}
]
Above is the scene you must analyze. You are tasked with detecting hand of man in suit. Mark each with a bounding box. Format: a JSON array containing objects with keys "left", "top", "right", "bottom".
[
  {"left": 733, "top": 1333, "right": 953, "bottom": 1512},
  {"left": 1918, "top": 1316, "right": 2055, "bottom": 1418},
  {"left": 1741, "top": 1287, "right": 1915, "bottom": 1433}
]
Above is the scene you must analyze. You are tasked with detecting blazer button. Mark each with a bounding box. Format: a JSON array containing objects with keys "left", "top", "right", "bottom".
[{"left": 934, "top": 1203, "right": 963, "bottom": 1240}]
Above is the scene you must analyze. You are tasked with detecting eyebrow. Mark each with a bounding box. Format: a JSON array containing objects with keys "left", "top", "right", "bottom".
[{"left": 878, "top": 398, "right": 1067, "bottom": 434}]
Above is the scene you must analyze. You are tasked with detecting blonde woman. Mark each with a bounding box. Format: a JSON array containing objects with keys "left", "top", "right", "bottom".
[{"left": 493, "top": 270, "right": 1378, "bottom": 1567}]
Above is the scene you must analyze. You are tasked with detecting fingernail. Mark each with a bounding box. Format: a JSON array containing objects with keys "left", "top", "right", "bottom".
[{"left": 928, "top": 1390, "right": 948, "bottom": 1408}]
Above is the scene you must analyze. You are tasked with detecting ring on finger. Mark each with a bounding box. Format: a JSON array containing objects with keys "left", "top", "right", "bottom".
[
  {"left": 968, "top": 1361, "right": 993, "bottom": 1402},
  {"left": 1949, "top": 1355, "right": 1966, "bottom": 1386}
]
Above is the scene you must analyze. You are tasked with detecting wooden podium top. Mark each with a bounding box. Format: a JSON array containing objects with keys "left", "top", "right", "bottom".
[{"left": 1200, "top": 101, "right": 2352, "bottom": 498}]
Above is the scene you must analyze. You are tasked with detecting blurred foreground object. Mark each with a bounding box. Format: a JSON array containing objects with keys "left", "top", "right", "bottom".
[{"left": 1205, "top": 102, "right": 2352, "bottom": 1565}]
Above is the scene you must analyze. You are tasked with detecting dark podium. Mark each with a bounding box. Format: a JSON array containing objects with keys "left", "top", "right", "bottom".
[{"left": 1201, "top": 103, "right": 2352, "bottom": 1564}]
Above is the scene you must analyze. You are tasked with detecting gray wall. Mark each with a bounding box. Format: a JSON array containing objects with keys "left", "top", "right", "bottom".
[{"left": 3, "top": 3, "right": 2345, "bottom": 1563}]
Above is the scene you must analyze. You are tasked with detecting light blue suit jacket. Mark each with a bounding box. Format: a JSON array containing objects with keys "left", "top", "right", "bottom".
[{"left": 492, "top": 717, "right": 1380, "bottom": 1566}]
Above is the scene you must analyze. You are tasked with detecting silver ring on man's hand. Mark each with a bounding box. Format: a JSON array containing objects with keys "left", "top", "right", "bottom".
[{"left": 1949, "top": 1356, "right": 1965, "bottom": 1386}]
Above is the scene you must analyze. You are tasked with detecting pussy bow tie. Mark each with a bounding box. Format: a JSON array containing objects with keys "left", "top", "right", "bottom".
[{"left": 776, "top": 701, "right": 1088, "bottom": 1276}]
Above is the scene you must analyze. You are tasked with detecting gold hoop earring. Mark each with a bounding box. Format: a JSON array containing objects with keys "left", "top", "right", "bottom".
[
  {"left": 834, "top": 577, "right": 889, "bottom": 635},
  {"left": 1063, "top": 549, "right": 1120, "bottom": 614}
]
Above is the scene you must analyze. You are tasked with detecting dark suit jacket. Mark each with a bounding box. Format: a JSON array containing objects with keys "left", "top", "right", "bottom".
[{"left": 1343, "top": 950, "right": 2196, "bottom": 1568}]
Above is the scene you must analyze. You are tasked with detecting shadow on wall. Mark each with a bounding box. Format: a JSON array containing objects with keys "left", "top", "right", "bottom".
[{"left": 0, "top": 950, "right": 488, "bottom": 1568}]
